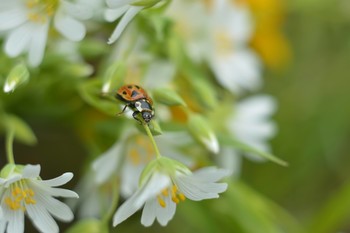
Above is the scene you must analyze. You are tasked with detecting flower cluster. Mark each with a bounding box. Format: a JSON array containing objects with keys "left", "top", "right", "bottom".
[{"left": 0, "top": 0, "right": 289, "bottom": 232}]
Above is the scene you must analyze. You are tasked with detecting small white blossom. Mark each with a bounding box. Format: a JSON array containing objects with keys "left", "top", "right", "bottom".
[
  {"left": 219, "top": 95, "right": 277, "bottom": 174},
  {"left": 0, "top": 164, "right": 78, "bottom": 233},
  {"left": 166, "top": 0, "right": 261, "bottom": 94},
  {"left": 113, "top": 164, "right": 229, "bottom": 227},
  {"left": 0, "top": 0, "right": 92, "bottom": 67}
]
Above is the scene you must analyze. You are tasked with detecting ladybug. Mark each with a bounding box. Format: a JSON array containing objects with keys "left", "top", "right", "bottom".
[{"left": 116, "top": 84, "right": 155, "bottom": 123}]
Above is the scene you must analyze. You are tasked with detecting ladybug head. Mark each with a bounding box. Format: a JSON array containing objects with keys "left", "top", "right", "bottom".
[{"left": 142, "top": 111, "right": 153, "bottom": 123}]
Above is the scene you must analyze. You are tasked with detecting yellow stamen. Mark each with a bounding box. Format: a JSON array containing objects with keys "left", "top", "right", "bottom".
[
  {"left": 5, "top": 185, "right": 36, "bottom": 212},
  {"left": 178, "top": 193, "right": 186, "bottom": 201},
  {"left": 161, "top": 189, "right": 169, "bottom": 197},
  {"left": 157, "top": 196, "right": 166, "bottom": 208},
  {"left": 129, "top": 148, "right": 141, "bottom": 165}
]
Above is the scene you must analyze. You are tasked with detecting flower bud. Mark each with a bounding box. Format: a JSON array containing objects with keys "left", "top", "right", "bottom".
[
  {"left": 65, "top": 219, "right": 108, "bottom": 233},
  {"left": 187, "top": 114, "right": 219, "bottom": 154},
  {"left": 102, "top": 61, "right": 126, "bottom": 94},
  {"left": 3, "top": 63, "right": 29, "bottom": 93}
]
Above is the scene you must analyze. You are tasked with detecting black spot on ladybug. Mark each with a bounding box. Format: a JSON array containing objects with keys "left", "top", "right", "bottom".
[
  {"left": 122, "top": 91, "right": 127, "bottom": 95},
  {"left": 131, "top": 90, "right": 139, "bottom": 97},
  {"left": 127, "top": 85, "right": 132, "bottom": 89},
  {"left": 135, "top": 85, "right": 140, "bottom": 89}
]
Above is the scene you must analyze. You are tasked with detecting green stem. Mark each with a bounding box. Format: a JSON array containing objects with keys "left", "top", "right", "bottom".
[
  {"left": 143, "top": 123, "right": 162, "bottom": 159},
  {"left": 6, "top": 130, "right": 15, "bottom": 164}
]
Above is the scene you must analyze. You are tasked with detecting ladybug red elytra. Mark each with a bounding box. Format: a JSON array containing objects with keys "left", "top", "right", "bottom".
[{"left": 116, "top": 84, "right": 155, "bottom": 123}]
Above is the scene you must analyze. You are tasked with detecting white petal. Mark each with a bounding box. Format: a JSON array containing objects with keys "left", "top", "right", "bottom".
[
  {"left": 22, "top": 164, "right": 41, "bottom": 178},
  {"left": 28, "top": 22, "right": 49, "bottom": 67},
  {"left": 236, "top": 95, "right": 277, "bottom": 120},
  {"left": 155, "top": 192, "right": 176, "bottom": 226},
  {"left": 216, "top": 148, "right": 242, "bottom": 177},
  {"left": 134, "top": 173, "right": 171, "bottom": 207},
  {"left": 106, "top": 0, "right": 134, "bottom": 8},
  {"left": 192, "top": 167, "right": 231, "bottom": 182},
  {"left": 175, "top": 174, "right": 228, "bottom": 201},
  {"left": 113, "top": 172, "right": 170, "bottom": 226},
  {"left": 48, "top": 188, "right": 79, "bottom": 198},
  {"left": 141, "top": 198, "right": 157, "bottom": 227},
  {"left": 120, "top": 159, "right": 144, "bottom": 198},
  {"left": 40, "top": 172, "right": 73, "bottom": 187},
  {"left": 34, "top": 191, "right": 74, "bottom": 222},
  {"left": 4, "top": 22, "right": 33, "bottom": 57},
  {"left": 54, "top": 12, "right": 86, "bottom": 41},
  {"left": 210, "top": 50, "right": 262, "bottom": 94},
  {"left": 104, "top": 6, "right": 129, "bottom": 22},
  {"left": 92, "top": 141, "right": 123, "bottom": 184},
  {"left": 0, "top": 220, "right": 6, "bottom": 233},
  {"left": 26, "top": 203, "right": 59, "bottom": 233},
  {"left": 6, "top": 207, "right": 24, "bottom": 233},
  {"left": 0, "top": 8, "right": 27, "bottom": 31},
  {"left": 61, "top": 1, "right": 93, "bottom": 20},
  {"left": 107, "top": 6, "right": 143, "bottom": 44}
]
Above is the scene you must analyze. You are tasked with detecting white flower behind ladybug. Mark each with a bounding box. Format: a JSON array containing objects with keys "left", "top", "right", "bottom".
[
  {"left": 0, "top": 0, "right": 92, "bottom": 67},
  {"left": 113, "top": 157, "right": 229, "bottom": 227},
  {"left": 0, "top": 164, "right": 78, "bottom": 233}
]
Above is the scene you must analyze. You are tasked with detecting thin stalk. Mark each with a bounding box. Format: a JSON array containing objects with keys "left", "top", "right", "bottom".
[
  {"left": 143, "top": 123, "right": 162, "bottom": 159},
  {"left": 6, "top": 130, "right": 15, "bottom": 164}
]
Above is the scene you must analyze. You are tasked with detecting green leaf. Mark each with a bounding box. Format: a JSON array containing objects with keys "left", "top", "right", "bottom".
[
  {"left": 3, "top": 114, "right": 37, "bottom": 145},
  {"left": 152, "top": 88, "right": 186, "bottom": 106},
  {"left": 307, "top": 181, "right": 350, "bottom": 233},
  {"left": 220, "top": 135, "right": 288, "bottom": 166}
]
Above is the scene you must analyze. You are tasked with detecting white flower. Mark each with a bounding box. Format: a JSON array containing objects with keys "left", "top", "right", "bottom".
[
  {"left": 219, "top": 95, "right": 277, "bottom": 174},
  {"left": 113, "top": 165, "right": 229, "bottom": 227},
  {"left": 230, "top": 95, "right": 277, "bottom": 155},
  {"left": 0, "top": 0, "right": 92, "bottom": 67},
  {"left": 0, "top": 164, "right": 78, "bottom": 233},
  {"left": 92, "top": 131, "right": 193, "bottom": 198},
  {"left": 166, "top": 0, "right": 261, "bottom": 94}
]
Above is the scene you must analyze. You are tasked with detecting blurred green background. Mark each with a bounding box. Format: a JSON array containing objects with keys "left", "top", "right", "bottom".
[
  {"left": 243, "top": 0, "right": 350, "bottom": 232},
  {"left": 2, "top": 0, "right": 350, "bottom": 232}
]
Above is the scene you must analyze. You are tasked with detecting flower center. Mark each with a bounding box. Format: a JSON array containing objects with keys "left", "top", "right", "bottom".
[
  {"left": 213, "top": 30, "right": 233, "bottom": 57},
  {"left": 128, "top": 136, "right": 154, "bottom": 165},
  {"left": 4, "top": 183, "right": 36, "bottom": 212},
  {"left": 26, "top": 0, "right": 59, "bottom": 23},
  {"left": 157, "top": 185, "right": 185, "bottom": 208}
]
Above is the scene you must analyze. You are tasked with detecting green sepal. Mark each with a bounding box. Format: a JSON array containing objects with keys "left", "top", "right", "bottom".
[
  {"left": 3, "top": 114, "right": 37, "bottom": 145},
  {"left": 219, "top": 135, "right": 288, "bottom": 166},
  {"left": 0, "top": 164, "right": 16, "bottom": 178},
  {"left": 139, "top": 157, "right": 190, "bottom": 185},
  {"left": 152, "top": 88, "right": 186, "bottom": 106}
]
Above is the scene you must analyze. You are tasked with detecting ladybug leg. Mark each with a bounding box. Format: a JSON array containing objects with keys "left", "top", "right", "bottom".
[
  {"left": 132, "top": 111, "right": 142, "bottom": 124},
  {"left": 117, "top": 104, "right": 128, "bottom": 116}
]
